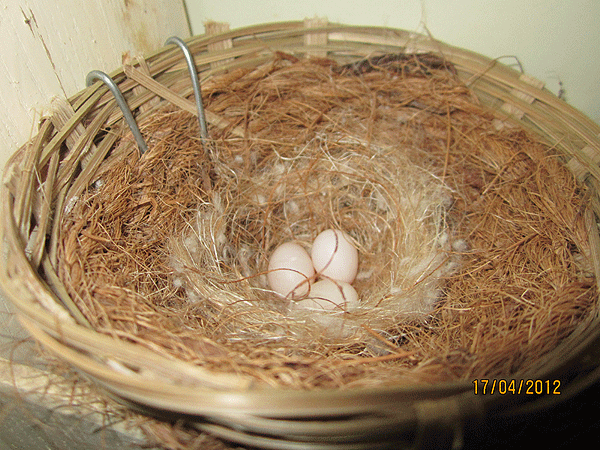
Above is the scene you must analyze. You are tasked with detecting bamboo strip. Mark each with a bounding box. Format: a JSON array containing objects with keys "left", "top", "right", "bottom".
[{"left": 123, "top": 64, "right": 245, "bottom": 137}]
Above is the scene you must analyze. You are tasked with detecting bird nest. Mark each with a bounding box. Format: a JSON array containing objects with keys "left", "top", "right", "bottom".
[
  {"left": 55, "top": 52, "right": 595, "bottom": 388},
  {"left": 2, "top": 21, "right": 600, "bottom": 449}
]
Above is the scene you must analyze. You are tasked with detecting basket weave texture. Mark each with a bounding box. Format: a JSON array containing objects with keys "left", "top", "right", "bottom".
[{"left": 2, "top": 20, "right": 600, "bottom": 449}]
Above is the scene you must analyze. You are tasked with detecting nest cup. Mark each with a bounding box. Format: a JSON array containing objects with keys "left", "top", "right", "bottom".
[{"left": 2, "top": 20, "right": 600, "bottom": 449}]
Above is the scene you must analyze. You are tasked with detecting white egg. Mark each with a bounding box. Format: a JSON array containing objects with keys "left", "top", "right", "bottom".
[
  {"left": 295, "top": 279, "right": 359, "bottom": 312},
  {"left": 311, "top": 229, "right": 358, "bottom": 283},
  {"left": 267, "top": 242, "right": 315, "bottom": 299}
]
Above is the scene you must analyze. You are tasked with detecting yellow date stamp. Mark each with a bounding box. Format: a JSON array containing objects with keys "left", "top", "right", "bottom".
[{"left": 473, "top": 379, "right": 561, "bottom": 395}]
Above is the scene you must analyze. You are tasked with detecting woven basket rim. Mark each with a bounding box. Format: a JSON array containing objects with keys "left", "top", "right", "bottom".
[{"left": 2, "top": 19, "right": 600, "bottom": 447}]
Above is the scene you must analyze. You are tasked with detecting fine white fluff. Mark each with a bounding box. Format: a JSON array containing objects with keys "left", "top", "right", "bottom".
[{"left": 169, "top": 135, "right": 464, "bottom": 343}]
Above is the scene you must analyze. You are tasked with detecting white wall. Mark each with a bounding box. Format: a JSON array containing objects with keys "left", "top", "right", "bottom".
[
  {"left": 185, "top": 0, "right": 600, "bottom": 126},
  {"left": 0, "top": 0, "right": 190, "bottom": 171}
]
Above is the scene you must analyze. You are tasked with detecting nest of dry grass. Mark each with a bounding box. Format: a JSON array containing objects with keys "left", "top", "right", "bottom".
[{"left": 56, "top": 53, "right": 595, "bottom": 389}]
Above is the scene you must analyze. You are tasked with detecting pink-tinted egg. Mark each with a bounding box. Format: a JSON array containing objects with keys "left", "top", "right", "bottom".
[
  {"left": 311, "top": 229, "right": 358, "bottom": 283},
  {"left": 296, "top": 278, "right": 359, "bottom": 312},
  {"left": 267, "top": 242, "right": 315, "bottom": 299}
]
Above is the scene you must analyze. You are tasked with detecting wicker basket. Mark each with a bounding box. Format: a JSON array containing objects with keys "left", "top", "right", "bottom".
[{"left": 2, "top": 20, "right": 600, "bottom": 449}]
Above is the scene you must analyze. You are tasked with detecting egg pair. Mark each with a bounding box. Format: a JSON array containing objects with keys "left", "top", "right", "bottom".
[{"left": 267, "top": 229, "right": 359, "bottom": 312}]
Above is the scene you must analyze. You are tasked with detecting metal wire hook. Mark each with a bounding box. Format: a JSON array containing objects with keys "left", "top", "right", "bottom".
[
  {"left": 86, "top": 70, "right": 148, "bottom": 155},
  {"left": 165, "top": 36, "right": 209, "bottom": 147}
]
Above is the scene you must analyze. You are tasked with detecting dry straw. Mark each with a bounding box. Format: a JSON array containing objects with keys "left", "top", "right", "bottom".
[{"left": 2, "top": 19, "right": 600, "bottom": 449}]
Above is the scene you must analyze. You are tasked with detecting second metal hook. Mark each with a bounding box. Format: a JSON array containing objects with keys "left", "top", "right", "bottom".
[
  {"left": 86, "top": 70, "right": 148, "bottom": 155},
  {"left": 165, "top": 36, "right": 209, "bottom": 148}
]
